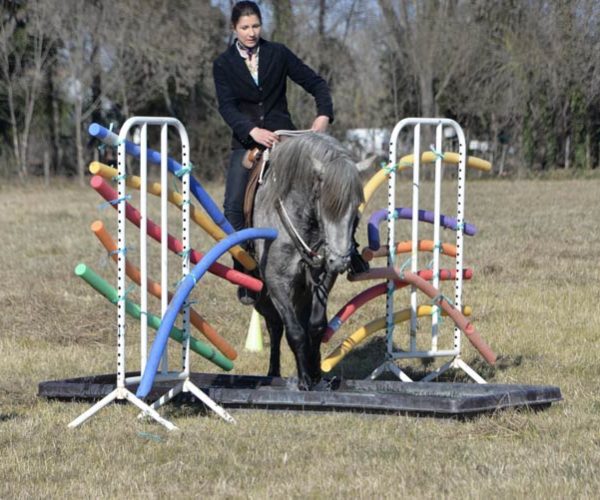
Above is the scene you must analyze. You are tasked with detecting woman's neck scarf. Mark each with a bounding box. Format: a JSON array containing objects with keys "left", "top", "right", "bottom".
[{"left": 236, "top": 40, "right": 260, "bottom": 85}]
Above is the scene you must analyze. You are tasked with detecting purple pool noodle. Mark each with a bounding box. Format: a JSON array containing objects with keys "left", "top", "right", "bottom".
[{"left": 367, "top": 207, "right": 477, "bottom": 250}]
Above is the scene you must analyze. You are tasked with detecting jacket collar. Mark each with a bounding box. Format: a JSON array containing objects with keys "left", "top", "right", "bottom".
[{"left": 228, "top": 38, "right": 273, "bottom": 88}]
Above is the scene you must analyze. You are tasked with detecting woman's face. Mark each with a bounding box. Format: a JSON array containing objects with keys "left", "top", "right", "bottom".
[{"left": 233, "top": 14, "right": 261, "bottom": 48}]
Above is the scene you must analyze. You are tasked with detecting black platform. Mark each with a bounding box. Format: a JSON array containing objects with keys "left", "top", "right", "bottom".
[{"left": 38, "top": 372, "right": 562, "bottom": 416}]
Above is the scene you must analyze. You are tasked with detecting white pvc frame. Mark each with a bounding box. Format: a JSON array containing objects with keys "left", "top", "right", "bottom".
[
  {"left": 69, "top": 117, "right": 234, "bottom": 430},
  {"left": 369, "top": 118, "right": 486, "bottom": 384}
]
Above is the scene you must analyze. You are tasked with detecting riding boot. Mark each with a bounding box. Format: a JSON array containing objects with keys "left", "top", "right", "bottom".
[{"left": 233, "top": 254, "right": 258, "bottom": 306}]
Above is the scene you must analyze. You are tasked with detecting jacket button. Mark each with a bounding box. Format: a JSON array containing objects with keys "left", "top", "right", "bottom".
[
  {"left": 258, "top": 102, "right": 263, "bottom": 107},
  {"left": 259, "top": 86, "right": 263, "bottom": 91}
]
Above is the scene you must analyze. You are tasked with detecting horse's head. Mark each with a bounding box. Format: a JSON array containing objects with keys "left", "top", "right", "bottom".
[
  {"left": 314, "top": 154, "right": 365, "bottom": 274},
  {"left": 260, "top": 133, "right": 367, "bottom": 275}
]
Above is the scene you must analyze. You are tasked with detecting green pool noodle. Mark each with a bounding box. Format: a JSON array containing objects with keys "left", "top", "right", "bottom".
[{"left": 74, "top": 263, "right": 233, "bottom": 371}]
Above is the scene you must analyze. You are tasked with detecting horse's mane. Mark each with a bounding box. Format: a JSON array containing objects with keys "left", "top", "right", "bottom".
[{"left": 262, "top": 133, "right": 364, "bottom": 220}]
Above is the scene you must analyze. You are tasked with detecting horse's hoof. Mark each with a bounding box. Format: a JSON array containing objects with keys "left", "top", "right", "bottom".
[
  {"left": 297, "top": 381, "right": 311, "bottom": 391},
  {"left": 311, "top": 378, "right": 333, "bottom": 391},
  {"left": 295, "top": 376, "right": 313, "bottom": 391}
]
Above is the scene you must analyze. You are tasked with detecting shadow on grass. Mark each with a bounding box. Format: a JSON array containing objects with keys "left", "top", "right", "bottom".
[
  {"left": 0, "top": 413, "right": 19, "bottom": 422},
  {"left": 325, "top": 337, "right": 520, "bottom": 383}
]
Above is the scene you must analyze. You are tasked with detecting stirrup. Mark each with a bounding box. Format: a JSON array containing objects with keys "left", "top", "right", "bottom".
[{"left": 237, "top": 286, "right": 257, "bottom": 306}]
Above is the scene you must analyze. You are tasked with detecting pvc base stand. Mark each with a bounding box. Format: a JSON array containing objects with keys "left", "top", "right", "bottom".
[
  {"left": 68, "top": 386, "right": 177, "bottom": 431},
  {"left": 369, "top": 360, "right": 414, "bottom": 382},
  {"left": 143, "top": 377, "right": 235, "bottom": 424},
  {"left": 369, "top": 356, "right": 486, "bottom": 384},
  {"left": 419, "top": 357, "right": 486, "bottom": 384}
]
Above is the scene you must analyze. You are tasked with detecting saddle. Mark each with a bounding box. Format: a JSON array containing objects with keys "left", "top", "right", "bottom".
[{"left": 243, "top": 147, "right": 268, "bottom": 228}]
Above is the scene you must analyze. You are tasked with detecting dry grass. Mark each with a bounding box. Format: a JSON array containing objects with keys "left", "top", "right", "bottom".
[{"left": 1, "top": 175, "right": 599, "bottom": 498}]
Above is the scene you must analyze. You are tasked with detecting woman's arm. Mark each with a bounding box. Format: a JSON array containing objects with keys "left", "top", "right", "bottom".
[
  {"left": 311, "top": 115, "right": 330, "bottom": 132},
  {"left": 213, "top": 59, "right": 256, "bottom": 146}
]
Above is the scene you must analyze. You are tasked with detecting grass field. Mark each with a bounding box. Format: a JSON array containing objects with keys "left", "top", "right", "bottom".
[{"left": 1, "top": 175, "right": 599, "bottom": 498}]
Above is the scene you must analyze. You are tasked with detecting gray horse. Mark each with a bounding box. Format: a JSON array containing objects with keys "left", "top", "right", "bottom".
[{"left": 252, "top": 132, "right": 365, "bottom": 390}]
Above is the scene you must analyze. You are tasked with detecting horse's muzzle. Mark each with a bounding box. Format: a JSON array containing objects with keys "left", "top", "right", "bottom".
[{"left": 327, "top": 253, "right": 351, "bottom": 274}]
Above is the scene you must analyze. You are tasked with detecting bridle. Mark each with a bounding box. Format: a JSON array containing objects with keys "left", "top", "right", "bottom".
[
  {"left": 275, "top": 193, "right": 354, "bottom": 272},
  {"left": 269, "top": 129, "right": 353, "bottom": 272},
  {"left": 275, "top": 197, "right": 325, "bottom": 270}
]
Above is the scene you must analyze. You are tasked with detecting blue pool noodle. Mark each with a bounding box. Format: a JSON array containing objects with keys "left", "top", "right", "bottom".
[
  {"left": 136, "top": 228, "right": 278, "bottom": 398},
  {"left": 88, "top": 122, "right": 234, "bottom": 235}
]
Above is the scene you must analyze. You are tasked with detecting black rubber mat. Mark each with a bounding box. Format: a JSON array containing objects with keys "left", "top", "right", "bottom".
[{"left": 38, "top": 372, "right": 562, "bottom": 416}]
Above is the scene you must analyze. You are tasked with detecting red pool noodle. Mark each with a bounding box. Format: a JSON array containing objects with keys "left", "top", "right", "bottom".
[
  {"left": 90, "top": 175, "right": 263, "bottom": 292},
  {"left": 323, "top": 268, "right": 473, "bottom": 343},
  {"left": 345, "top": 266, "right": 494, "bottom": 364}
]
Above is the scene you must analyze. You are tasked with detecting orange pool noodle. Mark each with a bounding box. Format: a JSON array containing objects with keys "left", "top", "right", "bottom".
[
  {"left": 91, "top": 220, "right": 238, "bottom": 361},
  {"left": 348, "top": 267, "right": 496, "bottom": 365},
  {"left": 362, "top": 239, "right": 457, "bottom": 261}
]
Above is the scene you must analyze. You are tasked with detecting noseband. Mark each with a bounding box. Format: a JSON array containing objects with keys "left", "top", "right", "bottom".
[{"left": 275, "top": 195, "right": 353, "bottom": 271}]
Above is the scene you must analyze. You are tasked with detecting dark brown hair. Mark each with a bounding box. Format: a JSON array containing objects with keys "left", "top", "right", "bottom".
[{"left": 231, "top": 1, "right": 262, "bottom": 27}]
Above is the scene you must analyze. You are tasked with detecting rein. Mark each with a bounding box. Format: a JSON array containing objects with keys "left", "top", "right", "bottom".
[{"left": 275, "top": 198, "right": 325, "bottom": 270}]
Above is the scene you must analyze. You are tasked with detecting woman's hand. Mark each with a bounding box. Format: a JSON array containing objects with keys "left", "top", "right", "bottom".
[
  {"left": 311, "top": 115, "right": 330, "bottom": 133},
  {"left": 249, "top": 127, "right": 280, "bottom": 148}
]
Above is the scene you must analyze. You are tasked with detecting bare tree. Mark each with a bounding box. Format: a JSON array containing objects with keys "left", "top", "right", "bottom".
[{"left": 0, "top": 0, "right": 59, "bottom": 180}]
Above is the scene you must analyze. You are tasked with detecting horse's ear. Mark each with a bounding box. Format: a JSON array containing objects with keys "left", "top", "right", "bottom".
[{"left": 356, "top": 155, "right": 378, "bottom": 172}]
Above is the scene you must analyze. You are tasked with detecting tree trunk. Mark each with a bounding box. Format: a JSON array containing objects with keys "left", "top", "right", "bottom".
[
  {"left": 50, "top": 68, "right": 63, "bottom": 175},
  {"left": 499, "top": 144, "right": 507, "bottom": 177},
  {"left": 43, "top": 151, "right": 50, "bottom": 187},
  {"left": 564, "top": 134, "right": 570, "bottom": 169},
  {"left": 75, "top": 96, "right": 85, "bottom": 186},
  {"left": 271, "top": 0, "right": 294, "bottom": 45},
  {"left": 318, "top": 0, "right": 326, "bottom": 36},
  {"left": 5, "top": 79, "right": 23, "bottom": 179},
  {"left": 585, "top": 129, "right": 591, "bottom": 170}
]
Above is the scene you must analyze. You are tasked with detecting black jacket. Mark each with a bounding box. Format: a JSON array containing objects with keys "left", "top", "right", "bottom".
[{"left": 213, "top": 38, "right": 334, "bottom": 149}]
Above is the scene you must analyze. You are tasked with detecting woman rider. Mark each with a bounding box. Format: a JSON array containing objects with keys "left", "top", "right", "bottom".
[{"left": 213, "top": 1, "right": 365, "bottom": 303}]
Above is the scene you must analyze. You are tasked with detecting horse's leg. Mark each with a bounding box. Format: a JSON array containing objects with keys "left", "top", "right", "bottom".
[
  {"left": 254, "top": 296, "right": 284, "bottom": 377},
  {"left": 265, "top": 287, "right": 313, "bottom": 390},
  {"left": 306, "top": 271, "right": 338, "bottom": 383},
  {"left": 266, "top": 318, "right": 284, "bottom": 377}
]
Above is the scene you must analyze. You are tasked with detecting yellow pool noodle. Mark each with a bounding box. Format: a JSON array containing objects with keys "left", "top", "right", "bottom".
[
  {"left": 321, "top": 304, "right": 472, "bottom": 372},
  {"left": 89, "top": 161, "right": 256, "bottom": 270},
  {"left": 361, "top": 152, "right": 492, "bottom": 212}
]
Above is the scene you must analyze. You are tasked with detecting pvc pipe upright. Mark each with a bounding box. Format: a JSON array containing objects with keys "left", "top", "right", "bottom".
[
  {"left": 140, "top": 123, "right": 149, "bottom": 370},
  {"left": 409, "top": 123, "right": 421, "bottom": 351},
  {"left": 431, "top": 123, "right": 443, "bottom": 349}
]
